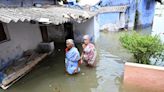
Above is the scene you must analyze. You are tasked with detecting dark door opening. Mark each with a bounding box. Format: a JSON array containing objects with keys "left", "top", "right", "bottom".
[
  {"left": 64, "top": 22, "right": 74, "bottom": 41},
  {"left": 134, "top": 10, "right": 139, "bottom": 29},
  {"left": 39, "top": 24, "right": 49, "bottom": 42}
]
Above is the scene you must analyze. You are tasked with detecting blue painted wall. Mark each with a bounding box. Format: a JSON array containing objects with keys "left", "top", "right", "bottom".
[
  {"left": 99, "top": 0, "right": 157, "bottom": 29},
  {"left": 125, "top": 0, "right": 137, "bottom": 29},
  {"left": 99, "top": 0, "right": 132, "bottom": 30},
  {"left": 98, "top": 13, "right": 120, "bottom": 27},
  {"left": 137, "top": 0, "right": 156, "bottom": 28},
  {"left": 100, "top": 0, "right": 129, "bottom": 6}
]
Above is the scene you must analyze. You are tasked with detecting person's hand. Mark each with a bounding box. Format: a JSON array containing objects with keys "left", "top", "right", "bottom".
[
  {"left": 82, "top": 44, "right": 86, "bottom": 49},
  {"left": 79, "top": 59, "right": 83, "bottom": 65}
]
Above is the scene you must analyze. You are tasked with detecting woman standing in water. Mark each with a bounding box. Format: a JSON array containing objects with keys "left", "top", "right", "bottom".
[
  {"left": 81, "top": 35, "right": 97, "bottom": 67},
  {"left": 65, "top": 39, "right": 81, "bottom": 75}
]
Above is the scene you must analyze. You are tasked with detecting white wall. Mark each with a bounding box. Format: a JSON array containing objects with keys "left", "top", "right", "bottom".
[
  {"left": 73, "top": 17, "right": 99, "bottom": 43},
  {"left": 93, "top": 16, "right": 100, "bottom": 43},
  {"left": 152, "top": 3, "right": 164, "bottom": 43},
  {"left": 0, "top": 22, "right": 42, "bottom": 67}
]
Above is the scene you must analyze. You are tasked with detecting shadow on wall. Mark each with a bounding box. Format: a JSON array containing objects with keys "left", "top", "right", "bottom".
[{"left": 0, "top": 45, "right": 23, "bottom": 71}]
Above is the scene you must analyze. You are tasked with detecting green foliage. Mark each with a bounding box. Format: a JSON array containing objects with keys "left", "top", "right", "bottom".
[
  {"left": 76, "top": 0, "right": 80, "bottom": 2},
  {"left": 120, "top": 32, "right": 164, "bottom": 64}
]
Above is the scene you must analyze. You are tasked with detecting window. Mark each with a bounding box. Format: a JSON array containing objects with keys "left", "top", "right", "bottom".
[{"left": 0, "top": 23, "right": 9, "bottom": 43}]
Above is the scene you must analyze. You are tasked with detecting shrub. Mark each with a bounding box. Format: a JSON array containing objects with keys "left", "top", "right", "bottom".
[{"left": 120, "top": 32, "right": 164, "bottom": 64}]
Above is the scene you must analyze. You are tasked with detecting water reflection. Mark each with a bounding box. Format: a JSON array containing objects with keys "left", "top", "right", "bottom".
[
  {"left": 91, "top": 50, "right": 124, "bottom": 92},
  {"left": 1, "top": 30, "right": 156, "bottom": 92},
  {"left": 2, "top": 43, "right": 97, "bottom": 92}
]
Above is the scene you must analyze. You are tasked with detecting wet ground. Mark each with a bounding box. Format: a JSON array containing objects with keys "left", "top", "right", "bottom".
[{"left": 0, "top": 31, "right": 150, "bottom": 92}]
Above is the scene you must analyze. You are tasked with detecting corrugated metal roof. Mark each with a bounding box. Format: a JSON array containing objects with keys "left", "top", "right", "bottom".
[
  {"left": 0, "top": 6, "right": 96, "bottom": 24},
  {"left": 0, "top": 5, "right": 128, "bottom": 24}
]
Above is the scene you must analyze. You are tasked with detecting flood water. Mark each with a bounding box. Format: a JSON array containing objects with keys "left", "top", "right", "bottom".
[{"left": 1, "top": 31, "right": 151, "bottom": 92}]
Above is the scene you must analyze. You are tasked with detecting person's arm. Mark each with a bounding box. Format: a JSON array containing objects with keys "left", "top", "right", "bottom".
[{"left": 80, "top": 44, "right": 86, "bottom": 63}]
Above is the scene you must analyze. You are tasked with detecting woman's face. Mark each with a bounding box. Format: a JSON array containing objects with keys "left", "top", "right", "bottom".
[
  {"left": 84, "top": 38, "right": 90, "bottom": 45},
  {"left": 66, "top": 42, "right": 72, "bottom": 49}
]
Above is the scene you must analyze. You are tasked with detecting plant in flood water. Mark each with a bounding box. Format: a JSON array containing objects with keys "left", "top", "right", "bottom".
[{"left": 120, "top": 32, "right": 164, "bottom": 64}]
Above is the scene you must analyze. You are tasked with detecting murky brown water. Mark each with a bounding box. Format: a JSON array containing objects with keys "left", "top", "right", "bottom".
[{"left": 0, "top": 31, "right": 151, "bottom": 92}]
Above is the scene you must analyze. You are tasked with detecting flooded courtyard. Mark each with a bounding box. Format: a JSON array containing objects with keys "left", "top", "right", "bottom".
[
  {"left": 0, "top": 0, "right": 163, "bottom": 92},
  {"left": 0, "top": 30, "right": 153, "bottom": 92}
]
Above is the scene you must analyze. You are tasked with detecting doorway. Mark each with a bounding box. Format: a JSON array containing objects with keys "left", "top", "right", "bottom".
[
  {"left": 64, "top": 22, "right": 74, "bottom": 41},
  {"left": 39, "top": 24, "right": 49, "bottom": 42}
]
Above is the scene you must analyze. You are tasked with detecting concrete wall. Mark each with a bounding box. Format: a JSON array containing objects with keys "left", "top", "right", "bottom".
[
  {"left": 126, "top": 0, "right": 137, "bottom": 30},
  {"left": 93, "top": 16, "right": 100, "bottom": 43},
  {"left": 73, "top": 17, "right": 99, "bottom": 43},
  {"left": 47, "top": 17, "right": 100, "bottom": 43},
  {"left": 124, "top": 62, "right": 164, "bottom": 92},
  {"left": 0, "top": 22, "right": 42, "bottom": 69},
  {"left": 0, "top": 0, "right": 55, "bottom": 7},
  {"left": 127, "top": 0, "right": 156, "bottom": 29},
  {"left": 98, "top": 13, "right": 120, "bottom": 27},
  {"left": 99, "top": 0, "right": 157, "bottom": 29},
  {"left": 98, "top": 12, "right": 126, "bottom": 31},
  {"left": 152, "top": 3, "right": 164, "bottom": 43},
  {"left": 99, "top": 0, "right": 134, "bottom": 30}
]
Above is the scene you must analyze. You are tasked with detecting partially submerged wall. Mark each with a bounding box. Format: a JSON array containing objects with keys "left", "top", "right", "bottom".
[
  {"left": 98, "top": 12, "right": 126, "bottom": 31},
  {"left": 0, "top": 22, "right": 42, "bottom": 69},
  {"left": 99, "top": 0, "right": 157, "bottom": 30},
  {"left": 73, "top": 17, "right": 99, "bottom": 43},
  {"left": 124, "top": 62, "right": 164, "bottom": 92},
  {"left": 126, "top": 0, "right": 137, "bottom": 30},
  {"left": 137, "top": 0, "right": 156, "bottom": 28},
  {"left": 152, "top": 3, "right": 164, "bottom": 43}
]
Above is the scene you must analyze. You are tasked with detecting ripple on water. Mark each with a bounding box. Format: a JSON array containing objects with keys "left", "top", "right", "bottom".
[{"left": 91, "top": 50, "right": 125, "bottom": 92}]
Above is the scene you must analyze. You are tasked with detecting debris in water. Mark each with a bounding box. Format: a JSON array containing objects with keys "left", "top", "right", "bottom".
[
  {"left": 82, "top": 73, "right": 85, "bottom": 76},
  {"left": 49, "top": 84, "right": 52, "bottom": 87}
]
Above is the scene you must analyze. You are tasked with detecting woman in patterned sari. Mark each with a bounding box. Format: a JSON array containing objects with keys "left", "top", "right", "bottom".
[{"left": 81, "top": 35, "right": 97, "bottom": 67}]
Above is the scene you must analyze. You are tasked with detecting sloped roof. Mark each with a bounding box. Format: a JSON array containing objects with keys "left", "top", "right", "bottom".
[
  {"left": 0, "top": 5, "right": 128, "bottom": 24},
  {"left": 0, "top": 6, "right": 95, "bottom": 25}
]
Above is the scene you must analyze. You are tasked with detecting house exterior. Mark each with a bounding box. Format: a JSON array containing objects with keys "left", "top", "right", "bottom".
[
  {"left": 152, "top": 1, "right": 164, "bottom": 43},
  {"left": 0, "top": 0, "right": 100, "bottom": 83},
  {"left": 97, "top": 6, "right": 128, "bottom": 31},
  {"left": 0, "top": 6, "right": 99, "bottom": 69},
  {"left": 0, "top": 21, "right": 43, "bottom": 70},
  {"left": 136, "top": 0, "right": 156, "bottom": 28},
  {"left": 99, "top": 0, "right": 162, "bottom": 30}
]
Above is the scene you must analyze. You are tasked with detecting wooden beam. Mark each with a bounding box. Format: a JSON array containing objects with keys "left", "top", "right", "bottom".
[{"left": 0, "top": 53, "right": 48, "bottom": 89}]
